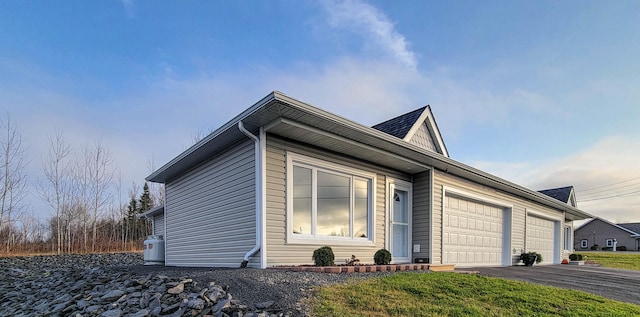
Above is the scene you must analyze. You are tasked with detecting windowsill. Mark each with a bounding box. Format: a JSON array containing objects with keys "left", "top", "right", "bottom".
[{"left": 287, "top": 235, "right": 376, "bottom": 247}]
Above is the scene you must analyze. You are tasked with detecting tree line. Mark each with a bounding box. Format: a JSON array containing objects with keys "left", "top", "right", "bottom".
[{"left": 0, "top": 115, "right": 163, "bottom": 255}]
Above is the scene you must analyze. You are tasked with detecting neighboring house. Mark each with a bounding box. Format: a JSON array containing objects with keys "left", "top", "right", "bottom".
[
  {"left": 574, "top": 217, "right": 640, "bottom": 251},
  {"left": 146, "top": 91, "right": 592, "bottom": 268}
]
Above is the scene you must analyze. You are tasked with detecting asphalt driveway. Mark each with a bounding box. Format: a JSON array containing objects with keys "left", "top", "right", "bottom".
[{"left": 472, "top": 265, "right": 640, "bottom": 305}]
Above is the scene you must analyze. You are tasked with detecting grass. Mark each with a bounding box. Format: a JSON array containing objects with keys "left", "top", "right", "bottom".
[
  {"left": 309, "top": 272, "right": 640, "bottom": 317},
  {"left": 574, "top": 251, "right": 640, "bottom": 270}
]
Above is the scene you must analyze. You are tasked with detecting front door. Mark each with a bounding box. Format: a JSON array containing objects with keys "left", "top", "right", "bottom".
[{"left": 390, "top": 181, "right": 411, "bottom": 263}]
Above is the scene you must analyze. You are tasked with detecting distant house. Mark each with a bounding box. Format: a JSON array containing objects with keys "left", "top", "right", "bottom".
[
  {"left": 574, "top": 217, "right": 640, "bottom": 251},
  {"left": 146, "top": 91, "right": 592, "bottom": 268}
]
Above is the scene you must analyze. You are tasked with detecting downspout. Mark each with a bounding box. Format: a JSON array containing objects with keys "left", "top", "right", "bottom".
[{"left": 238, "top": 121, "right": 261, "bottom": 268}]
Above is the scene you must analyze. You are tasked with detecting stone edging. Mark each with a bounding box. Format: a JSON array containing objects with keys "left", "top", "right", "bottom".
[{"left": 269, "top": 264, "right": 455, "bottom": 273}]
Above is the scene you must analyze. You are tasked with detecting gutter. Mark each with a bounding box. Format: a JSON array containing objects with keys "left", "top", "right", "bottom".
[{"left": 238, "top": 121, "right": 262, "bottom": 268}]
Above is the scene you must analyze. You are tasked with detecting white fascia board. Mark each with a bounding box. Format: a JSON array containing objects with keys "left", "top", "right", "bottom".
[{"left": 138, "top": 205, "right": 164, "bottom": 218}]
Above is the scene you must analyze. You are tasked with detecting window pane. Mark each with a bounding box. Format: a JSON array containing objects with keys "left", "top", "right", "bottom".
[
  {"left": 393, "top": 224, "right": 408, "bottom": 257},
  {"left": 317, "top": 171, "right": 350, "bottom": 237},
  {"left": 292, "top": 166, "right": 312, "bottom": 234},
  {"left": 354, "top": 179, "right": 369, "bottom": 238},
  {"left": 393, "top": 190, "right": 408, "bottom": 223}
]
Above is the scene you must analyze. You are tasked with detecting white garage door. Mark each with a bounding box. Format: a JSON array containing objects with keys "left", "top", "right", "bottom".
[
  {"left": 443, "top": 195, "right": 506, "bottom": 266},
  {"left": 526, "top": 215, "right": 556, "bottom": 265}
]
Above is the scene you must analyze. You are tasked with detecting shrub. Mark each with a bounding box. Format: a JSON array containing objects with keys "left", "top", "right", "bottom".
[
  {"left": 602, "top": 247, "right": 612, "bottom": 251},
  {"left": 312, "top": 246, "right": 335, "bottom": 266},
  {"left": 590, "top": 244, "right": 599, "bottom": 251},
  {"left": 569, "top": 254, "right": 583, "bottom": 261},
  {"left": 617, "top": 246, "right": 627, "bottom": 251},
  {"left": 374, "top": 249, "right": 392, "bottom": 265},
  {"left": 345, "top": 255, "right": 360, "bottom": 266},
  {"left": 520, "top": 252, "right": 543, "bottom": 266}
]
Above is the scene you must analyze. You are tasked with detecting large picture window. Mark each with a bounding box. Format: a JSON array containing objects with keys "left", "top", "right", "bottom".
[{"left": 288, "top": 153, "right": 375, "bottom": 244}]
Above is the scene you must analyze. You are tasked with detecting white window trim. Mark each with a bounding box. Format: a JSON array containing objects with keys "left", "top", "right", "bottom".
[
  {"left": 580, "top": 239, "right": 588, "bottom": 248},
  {"left": 286, "top": 152, "right": 376, "bottom": 246},
  {"left": 606, "top": 239, "right": 614, "bottom": 247}
]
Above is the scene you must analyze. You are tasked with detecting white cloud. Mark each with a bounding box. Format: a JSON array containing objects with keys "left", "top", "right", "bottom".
[
  {"left": 2, "top": 1, "right": 637, "bottom": 226},
  {"left": 121, "top": 0, "right": 135, "bottom": 18},
  {"left": 4, "top": 53, "right": 639, "bottom": 225},
  {"left": 470, "top": 135, "right": 640, "bottom": 223},
  {"left": 321, "top": 0, "right": 417, "bottom": 70}
]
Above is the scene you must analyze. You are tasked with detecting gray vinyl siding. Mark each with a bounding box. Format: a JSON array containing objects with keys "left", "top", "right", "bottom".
[
  {"left": 265, "top": 135, "right": 411, "bottom": 266},
  {"left": 409, "top": 122, "right": 437, "bottom": 153},
  {"left": 164, "top": 139, "right": 258, "bottom": 267},
  {"left": 411, "top": 170, "right": 431, "bottom": 261},
  {"left": 574, "top": 219, "right": 638, "bottom": 251},
  {"left": 433, "top": 170, "right": 568, "bottom": 265},
  {"left": 153, "top": 214, "right": 165, "bottom": 237}
]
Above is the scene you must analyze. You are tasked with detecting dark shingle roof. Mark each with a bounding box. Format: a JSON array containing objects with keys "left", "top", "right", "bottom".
[
  {"left": 618, "top": 223, "right": 640, "bottom": 235},
  {"left": 371, "top": 106, "right": 427, "bottom": 139},
  {"left": 538, "top": 186, "right": 573, "bottom": 204}
]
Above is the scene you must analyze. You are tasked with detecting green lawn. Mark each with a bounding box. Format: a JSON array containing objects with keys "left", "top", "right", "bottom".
[
  {"left": 309, "top": 272, "right": 640, "bottom": 317},
  {"left": 574, "top": 251, "right": 640, "bottom": 270}
]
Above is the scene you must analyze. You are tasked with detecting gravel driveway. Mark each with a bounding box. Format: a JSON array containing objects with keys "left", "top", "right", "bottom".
[{"left": 473, "top": 264, "right": 640, "bottom": 305}]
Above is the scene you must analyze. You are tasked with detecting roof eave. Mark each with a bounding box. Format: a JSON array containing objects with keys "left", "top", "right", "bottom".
[
  {"left": 146, "top": 91, "right": 281, "bottom": 183},
  {"left": 139, "top": 205, "right": 164, "bottom": 218},
  {"left": 146, "top": 91, "right": 593, "bottom": 220}
]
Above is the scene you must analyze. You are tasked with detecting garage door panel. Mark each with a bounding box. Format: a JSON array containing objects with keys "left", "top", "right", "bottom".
[
  {"left": 444, "top": 196, "right": 506, "bottom": 266},
  {"left": 526, "top": 215, "right": 556, "bottom": 265}
]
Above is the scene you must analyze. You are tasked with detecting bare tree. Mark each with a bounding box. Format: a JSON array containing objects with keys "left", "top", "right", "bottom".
[
  {"left": 0, "top": 115, "right": 28, "bottom": 252},
  {"left": 74, "top": 146, "right": 91, "bottom": 251},
  {"left": 85, "top": 140, "right": 114, "bottom": 253},
  {"left": 147, "top": 158, "right": 165, "bottom": 207},
  {"left": 116, "top": 170, "right": 125, "bottom": 249},
  {"left": 38, "top": 131, "right": 72, "bottom": 254},
  {"left": 191, "top": 128, "right": 213, "bottom": 144}
]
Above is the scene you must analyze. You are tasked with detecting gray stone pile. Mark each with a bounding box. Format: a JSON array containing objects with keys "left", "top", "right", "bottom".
[
  {"left": 0, "top": 252, "right": 397, "bottom": 316},
  {"left": 0, "top": 253, "right": 285, "bottom": 317}
]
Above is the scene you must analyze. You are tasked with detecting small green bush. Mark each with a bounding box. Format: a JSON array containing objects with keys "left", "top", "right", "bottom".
[
  {"left": 569, "top": 253, "right": 583, "bottom": 261},
  {"left": 312, "top": 246, "right": 335, "bottom": 266},
  {"left": 520, "top": 252, "right": 543, "bottom": 266},
  {"left": 374, "top": 249, "right": 392, "bottom": 265}
]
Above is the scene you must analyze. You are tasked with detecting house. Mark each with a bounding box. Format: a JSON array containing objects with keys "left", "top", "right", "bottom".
[
  {"left": 146, "top": 91, "right": 592, "bottom": 268},
  {"left": 574, "top": 217, "right": 640, "bottom": 251}
]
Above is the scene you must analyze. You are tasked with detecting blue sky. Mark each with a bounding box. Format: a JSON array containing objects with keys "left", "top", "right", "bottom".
[{"left": 1, "top": 0, "right": 639, "bottom": 223}]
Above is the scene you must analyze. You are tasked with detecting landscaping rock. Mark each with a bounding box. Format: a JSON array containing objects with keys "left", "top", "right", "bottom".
[
  {"left": 166, "top": 283, "right": 184, "bottom": 294},
  {"left": 0, "top": 252, "right": 395, "bottom": 316}
]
